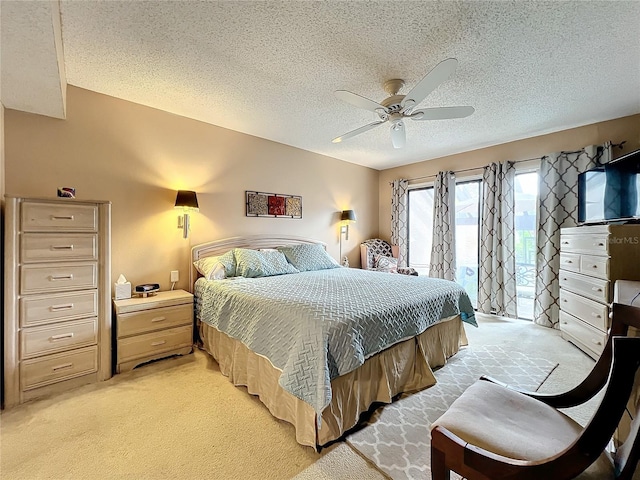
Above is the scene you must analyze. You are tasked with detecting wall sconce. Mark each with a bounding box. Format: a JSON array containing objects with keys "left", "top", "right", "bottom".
[
  {"left": 175, "top": 190, "right": 199, "bottom": 239},
  {"left": 339, "top": 209, "right": 356, "bottom": 264}
]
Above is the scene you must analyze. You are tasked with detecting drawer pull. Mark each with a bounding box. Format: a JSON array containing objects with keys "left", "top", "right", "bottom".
[
  {"left": 564, "top": 260, "right": 573, "bottom": 264},
  {"left": 561, "top": 241, "right": 569, "bottom": 245},
  {"left": 591, "top": 287, "right": 603, "bottom": 292},
  {"left": 591, "top": 312, "right": 602, "bottom": 318},
  {"left": 50, "top": 274, "right": 74, "bottom": 281},
  {"left": 50, "top": 303, "right": 74, "bottom": 311},
  {"left": 52, "top": 362, "right": 74, "bottom": 371},
  {"left": 593, "top": 242, "right": 604, "bottom": 247},
  {"left": 151, "top": 340, "right": 167, "bottom": 347},
  {"left": 590, "top": 265, "right": 599, "bottom": 269},
  {"left": 51, "top": 215, "right": 74, "bottom": 220},
  {"left": 51, "top": 245, "right": 74, "bottom": 250},
  {"left": 562, "top": 298, "right": 568, "bottom": 302},
  {"left": 151, "top": 316, "right": 166, "bottom": 323},
  {"left": 50, "top": 333, "right": 74, "bottom": 341},
  {"left": 591, "top": 339, "right": 602, "bottom": 346}
]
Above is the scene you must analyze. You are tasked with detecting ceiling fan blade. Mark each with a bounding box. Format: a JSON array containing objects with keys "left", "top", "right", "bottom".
[
  {"left": 390, "top": 122, "right": 406, "bottom": 149},
  {"left": 335, "top": 90, "right": 388, "bottom": 113},
  {"left": 332, "top": 120, "right": 385, "bottom": 143},
  {"left": 409, "top": 106, "right": 475, "bottom": 121},
  {"left": 401, "top": 58, "right": 459, "bottom": 111}
]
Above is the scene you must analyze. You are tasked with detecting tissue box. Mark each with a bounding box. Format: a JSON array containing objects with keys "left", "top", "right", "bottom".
[{"left": 114, "top": 282, "right": 132, "bottom": 300}]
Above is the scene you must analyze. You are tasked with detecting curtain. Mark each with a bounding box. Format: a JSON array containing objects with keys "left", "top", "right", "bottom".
[
  {"left": 390, "top": 179, "right": 409, "bottom": 267},
  {"left": 478, "top": 161, "right": 518, "bottom": 318},
  {"left": 430, "top": 171, "right": 456, "bottom": 280},
  {"left": 534, "top": 143, "right": 611, "bottom": 328}
]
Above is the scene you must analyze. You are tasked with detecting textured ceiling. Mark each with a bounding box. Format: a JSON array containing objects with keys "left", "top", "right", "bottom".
[{"left": 2, "top": 1, "right": 640, "bottom": 170}]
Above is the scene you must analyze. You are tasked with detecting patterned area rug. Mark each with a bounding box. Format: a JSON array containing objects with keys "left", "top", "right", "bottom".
[{"left": 346, "top": 345, "right": 558, "bottom": 480}]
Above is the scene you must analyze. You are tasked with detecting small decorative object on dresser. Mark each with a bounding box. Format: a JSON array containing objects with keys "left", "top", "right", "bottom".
[
  {"left": 113, "top": 290, "right": 194, "bottom": 373},
  {"left": 559, "top": 224, "right": 640, "bottom": 359},
  {"left": 3, "top": 196, "right": 112, "bottom": 407}
]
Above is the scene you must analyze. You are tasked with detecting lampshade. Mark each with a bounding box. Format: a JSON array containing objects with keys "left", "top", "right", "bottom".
[
  {"left": 175, "top": 190, "right": 199, "bottom": 211},
  {"left": 341, "top": 209, "right": 356, "bottom": 222}
]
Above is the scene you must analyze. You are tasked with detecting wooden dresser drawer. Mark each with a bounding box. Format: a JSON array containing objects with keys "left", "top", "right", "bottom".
[
  {"left": 21, "top": 234, "right": 98, "bottom": 263},
  {"left": 20, "top": 290, "right": 98, "bottom": 327},
  {"left": 559, "top": 289, "right": 609, "bottom": 331},
  {"left": 559, "top": 252, "right": 580, "bottom": 273},
  {"left": 117, "top": 325, "right": 192, "bottom": 364},
  {"left": 21, "top": 263, "right": 98, "bottom": 294},
  {"left": 117, "top": 304, "right": 193, "bottom": 338},
  {"left": 559, "top": 311, "right": 606, "bottom": 358},
  {"left": 579, "top": 254, "right": 609, "bottom": 280},
  {"left": 559, "top": 270, "right": 609, "bottom": 304},
  {"left": 21, "top": 202, "right": 97, "bottom": 232},
  {"left": 20, "top": 346, "right": 98, "bottom": 391},
  {"left": 21, "top": 318, "right": 98, "bottom": 359},
  {"left": 560, "top": 233, "right": 609, "bottom": 255}
]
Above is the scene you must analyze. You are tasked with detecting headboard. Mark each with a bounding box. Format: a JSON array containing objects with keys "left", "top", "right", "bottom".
[{"left": 190, "top": 234, "right": 327, "bottom": 291}]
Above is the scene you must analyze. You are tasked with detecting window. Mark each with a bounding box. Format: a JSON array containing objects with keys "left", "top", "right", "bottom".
[
  {"left": 454, "top": 180, "right": 481, "bottom": 308},
  {"left": 408, "top": 187, "right": 434, "bottom": 276},
  {"left": 408, "top": 181, "right": 481, "bottom": 307},
  {"left": 408, "top": 171, "right": 539, "bottom": 318},
  {"left": 514, "top": 172, "right": 538, "bottom": 320}
]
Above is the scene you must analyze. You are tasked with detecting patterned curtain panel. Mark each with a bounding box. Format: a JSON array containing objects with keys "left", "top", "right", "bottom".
[
  {"left": 534, "top": 144, "right": 611, "bottom": 328},
  {"left": 390, "top": 179, "right": 409, "bottom": 267},
  {"left": 430, "top": 171, "right": 456, "bottom": 280},
  {"left": 478, "top": 161, "right": 518, "bottom": 318}
]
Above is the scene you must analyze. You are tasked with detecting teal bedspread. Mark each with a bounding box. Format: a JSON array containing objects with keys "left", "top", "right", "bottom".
[{"left": 195, "top": 268, "right": 475, "bottom": 415}]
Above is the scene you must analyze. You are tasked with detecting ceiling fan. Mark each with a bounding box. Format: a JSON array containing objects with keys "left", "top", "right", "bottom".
[{"left": 332, "top": 58, "right": 474, "bottom": 149}]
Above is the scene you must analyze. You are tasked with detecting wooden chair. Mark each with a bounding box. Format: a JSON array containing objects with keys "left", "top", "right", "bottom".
[{"left": 431, "top": 303, "right": 640, "bottom": 480}]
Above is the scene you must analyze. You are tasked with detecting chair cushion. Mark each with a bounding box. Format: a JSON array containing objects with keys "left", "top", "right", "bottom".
[{"left": 432, "top": 380, "right": 584, "bottom": 462}]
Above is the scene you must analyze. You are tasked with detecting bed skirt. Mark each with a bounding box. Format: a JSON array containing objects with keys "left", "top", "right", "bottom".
[{"left": 199, "top": 315, "right": 467, "bottom": 449}]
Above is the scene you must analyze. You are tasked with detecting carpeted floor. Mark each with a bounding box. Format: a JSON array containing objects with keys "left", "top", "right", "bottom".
[{"left": 1, "top": 314, "right": 596, "bottom": 480}]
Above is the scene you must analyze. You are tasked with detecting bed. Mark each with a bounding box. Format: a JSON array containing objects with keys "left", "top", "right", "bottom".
[{"left": 191, "top": 235, "right": 476, "bottom": 449}]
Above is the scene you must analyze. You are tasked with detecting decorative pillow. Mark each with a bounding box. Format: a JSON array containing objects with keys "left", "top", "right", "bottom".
[
  {"left": 277, "top": 244, "right": 340, "bottom": 272},
  {"left": 234, "top": 248, "right": 299, "bottom": 278},
  {"left": 374, "top": 254, "right": 398, "bottom": 273},
  {"left": 193, "top": 250, "right": 236, "bottom": 280}
]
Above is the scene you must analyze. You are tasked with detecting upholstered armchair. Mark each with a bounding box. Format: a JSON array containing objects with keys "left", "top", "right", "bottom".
[{"left": 360, "top": 238, "right": 417, "bottom": 275}]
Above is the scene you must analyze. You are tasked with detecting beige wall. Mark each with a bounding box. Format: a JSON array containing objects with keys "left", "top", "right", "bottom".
[
  {"left": 378, "top": 114, "right": 640, "bottom": 235},
  {"left": 4, "top": 86, "right": 379, "bottom": 291},
  {"left": 1, "top": 103, "right": 5, "bottom": 203}
]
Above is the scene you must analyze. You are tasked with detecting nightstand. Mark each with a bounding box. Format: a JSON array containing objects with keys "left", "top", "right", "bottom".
[{"left": 113, "top": 290, "right": 194, "bottom": 373}]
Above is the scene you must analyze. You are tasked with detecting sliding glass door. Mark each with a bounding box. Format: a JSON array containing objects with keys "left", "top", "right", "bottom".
[
  {"left": 408, "top": 172, "right": 538, "bottom": 318},
  {"left": 514, "top": 172, "right": 538, "bottom": 320},
  {"left": 408, "top": 188, "right": 434, "bottom": 276},
  {"left": 454, "top": 180, "right": 481, "bottom": 308},
  {"left": 408, "top": 181, "right": 480, "bottom": 307}
]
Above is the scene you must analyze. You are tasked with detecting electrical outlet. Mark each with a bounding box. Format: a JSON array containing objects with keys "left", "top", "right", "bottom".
[{"left": 170, "top": 270, "right": 179, "bottom": 282}]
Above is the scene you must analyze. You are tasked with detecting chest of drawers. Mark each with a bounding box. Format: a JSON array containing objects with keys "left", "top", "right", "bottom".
[
  {"left": 559, "top": 224, "right": 640, "bottom": 359},
  {"left": 113, "top": 290, "right": 193, "bottom": 373},
  {"left": 4, "top": 197, "right": 111, "bottom": 407}
]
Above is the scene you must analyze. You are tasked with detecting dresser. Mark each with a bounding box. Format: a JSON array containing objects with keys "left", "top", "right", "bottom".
[
  {"left": 3, "top": 196, "right": 112, "bottom": 407},
  {"left": 559, "top": 224, "right": 640, "bottom": 359},
  {"left": 113, "top": 290, "right": 193, "bottom": 373}
]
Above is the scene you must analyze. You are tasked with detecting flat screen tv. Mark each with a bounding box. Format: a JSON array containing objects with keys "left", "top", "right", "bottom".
[{"left": 578, "top": 149, "right": 640, "bottom": 224}]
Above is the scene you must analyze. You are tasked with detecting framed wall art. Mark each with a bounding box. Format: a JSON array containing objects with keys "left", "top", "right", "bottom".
[{"left": 246, "top": 191, "right": 302, "bottom": 219}]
